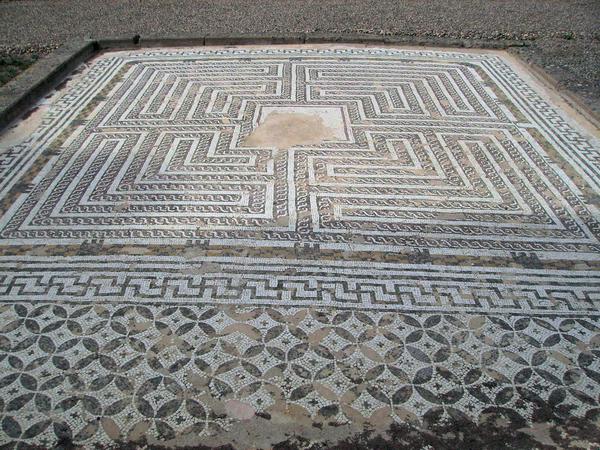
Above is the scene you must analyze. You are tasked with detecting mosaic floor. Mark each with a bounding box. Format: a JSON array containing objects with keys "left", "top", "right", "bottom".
[{"left": 0, "top": 45, "right": 600, "bottom": 448}]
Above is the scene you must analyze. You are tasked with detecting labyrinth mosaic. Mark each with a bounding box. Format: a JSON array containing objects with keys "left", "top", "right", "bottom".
[{"left": 0, "top": 46, "right": 599, "bottom": 447}]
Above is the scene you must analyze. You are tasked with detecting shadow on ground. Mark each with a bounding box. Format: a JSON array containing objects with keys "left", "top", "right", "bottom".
[{"left": 43, "top": 399, "right": 600, "bottom": 450}]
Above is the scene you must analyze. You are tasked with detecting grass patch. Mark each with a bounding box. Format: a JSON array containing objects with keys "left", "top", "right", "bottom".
[{"left": 0, "top": 54, "right": 38, "bottom": 86}]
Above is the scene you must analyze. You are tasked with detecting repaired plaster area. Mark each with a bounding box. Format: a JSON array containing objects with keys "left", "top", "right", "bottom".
[{"left": 243, "top": 108, "right": 343, "bottom": 150}]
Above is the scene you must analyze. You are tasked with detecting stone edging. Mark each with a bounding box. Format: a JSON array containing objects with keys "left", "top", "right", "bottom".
[{"left": 0, "top": 40, "right": 96, "bottom": 131}]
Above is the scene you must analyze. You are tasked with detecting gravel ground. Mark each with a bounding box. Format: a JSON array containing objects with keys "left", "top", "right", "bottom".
[
  {"left": 0, "top": 0, "right": 599, "bottom": 118},
  {"left": 0, "top": 54, "right": 37, "bottom": 86}
]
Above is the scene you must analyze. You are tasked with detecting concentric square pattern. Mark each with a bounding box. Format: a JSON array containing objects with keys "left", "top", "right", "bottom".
[
  {"left": 1, "top": 50, "right": 599, "bottom": 255},
  {"left": 1, "top": 46, "right": 599, "bottom": 309}
]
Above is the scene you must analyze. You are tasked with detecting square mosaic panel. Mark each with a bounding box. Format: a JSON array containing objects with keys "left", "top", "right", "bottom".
[{"left": 0, "top": 46, "right": 599, "bottom": 447}]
